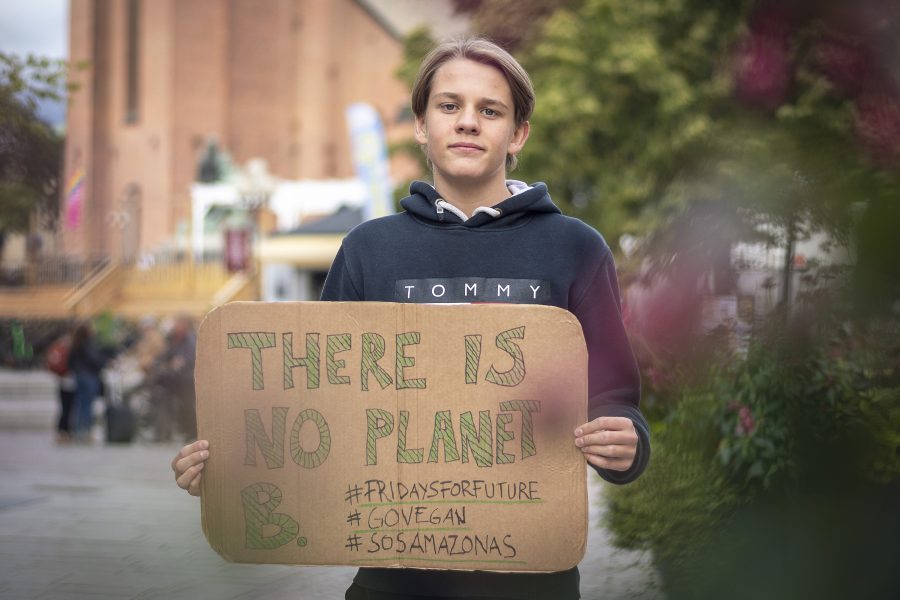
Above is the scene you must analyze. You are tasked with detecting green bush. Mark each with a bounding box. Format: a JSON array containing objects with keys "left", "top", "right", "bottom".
[
  {"left": 606, "top": 319, "right": 900, "bottom": 599},
  {"left": 604, "top": 391, "right": 742, "bottom": 583}
]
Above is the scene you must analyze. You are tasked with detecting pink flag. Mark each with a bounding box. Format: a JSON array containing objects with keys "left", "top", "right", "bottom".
[{"left": 64, "top": 168, "right": 84, "bottom": 230}]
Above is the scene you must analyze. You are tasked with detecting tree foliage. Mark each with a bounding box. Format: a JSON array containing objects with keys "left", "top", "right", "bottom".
[
  {"left": 517, "top": 2, "right": 756, "bottom": 240},
  {"left": 514, "top": 0, "right": 895, "bottom": 263},
  {"left": 0, "top": 52, "right": 67, "bottom": 244}
]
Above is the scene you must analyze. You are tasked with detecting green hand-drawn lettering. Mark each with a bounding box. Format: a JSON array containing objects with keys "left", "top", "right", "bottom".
[
  {"left": 464, "top": 335, "right": 482, "bottom": 384},
  {"left": 244, "top": 407, "right": 287, "bottom": 468},
  {"left": 397, "top": 410, "right": 424, "bottom": 463},
  {"left": 289, "top": 408, "right": 331, "bottom": 468},
  {"left": 496, "top": 412, "right": 516, "bottom": 464},
  {"left": 361, "top": 333, "right": 393, "bottom": 391},
  {"left": 241, "top": 482, "right": 299, "bottom": 549},
  {"left": 396, "top": 332, "right": 426, "bottom": 389},
  {"left": 228, "top": 332, "right": 276, "bottom": 390},
  {"left": 326, "top": 333, "right": 352, "bottom": 385},
  {"left": 485, "top": 326, "right": 526, "bottom": 387},
  {"left": 459, "top": 410, "right": 493, "bottom": 467},
  {"left": 283, "top": 333, "right": 320, "bottom": 390},
  {"left": 365, "top": 408, "right": 394, "bottom": 465},
  {"left": 428, "top": 410, "right": 460, "bottom": 463},
  {"left": 500, "top": 400, "right": 540, "bottom": 459}
]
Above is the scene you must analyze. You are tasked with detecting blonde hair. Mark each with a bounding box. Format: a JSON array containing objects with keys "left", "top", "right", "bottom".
[{"left": 411, "top": 37, "right": 535, "bottom": 171}]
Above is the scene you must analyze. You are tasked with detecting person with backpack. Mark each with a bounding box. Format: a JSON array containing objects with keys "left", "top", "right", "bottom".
[{"left": 46, "top": 331, "right": 75, "bottom": 444}]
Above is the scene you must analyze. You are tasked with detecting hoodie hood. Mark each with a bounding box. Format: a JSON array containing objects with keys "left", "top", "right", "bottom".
[{"left": 399, "top": 180, "right": 561, "bottom": 229}]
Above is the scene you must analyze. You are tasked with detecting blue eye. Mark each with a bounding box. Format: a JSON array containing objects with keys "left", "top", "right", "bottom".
[{"left": 482, "top": 108, "right": 497, "bottom": 117}]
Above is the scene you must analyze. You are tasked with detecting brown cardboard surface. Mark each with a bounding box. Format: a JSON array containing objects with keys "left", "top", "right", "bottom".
[{"left": 196, "top": 302, "right": 588, "bottom": 572}]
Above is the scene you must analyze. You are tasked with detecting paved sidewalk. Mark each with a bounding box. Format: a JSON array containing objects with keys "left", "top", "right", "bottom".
[{"left": 0, "top": 416, "right": 660, "bottom": 599}]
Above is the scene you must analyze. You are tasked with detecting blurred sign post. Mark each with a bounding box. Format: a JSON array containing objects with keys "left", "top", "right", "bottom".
[{"left": 346, "top": 103, "right": 393, "bottom": 221}]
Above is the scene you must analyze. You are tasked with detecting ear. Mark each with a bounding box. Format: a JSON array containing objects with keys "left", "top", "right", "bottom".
[
  {"left": 414, "top": 115, "right": 428, "bottom": 145},
  {"left": 507, "top": 120, "right": 530, "bottom": 157}
]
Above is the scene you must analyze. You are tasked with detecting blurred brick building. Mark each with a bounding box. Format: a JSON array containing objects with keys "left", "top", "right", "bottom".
[{"left": 62, "top": 0, "right": 467, "bottom": 261}]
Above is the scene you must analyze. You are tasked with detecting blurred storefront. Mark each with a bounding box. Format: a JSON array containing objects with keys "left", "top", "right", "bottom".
[
  {"left": 0, "top": 1, "right": 468, "bottom": 321},
  {"left": 60, "top": 0, "right": 465, "bottom": 266}
]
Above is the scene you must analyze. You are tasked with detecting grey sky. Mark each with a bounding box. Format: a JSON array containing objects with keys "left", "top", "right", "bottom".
[{"left": 0, "top": 0, "right": 68, "bottom": 59}]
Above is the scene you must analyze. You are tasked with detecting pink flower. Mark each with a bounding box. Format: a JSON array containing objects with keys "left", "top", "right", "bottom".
[
  {"left": 733, "top": 34, "right": 793, "bottom": 111},
  {"left": 854, "top": 88, "right": 900, "bottom": 164},
  {"left": 812, "top": 33, "right": 871, "bottom": 97},
  {"left": 737, "top": 405, "right": 756, "bottom": 436}
]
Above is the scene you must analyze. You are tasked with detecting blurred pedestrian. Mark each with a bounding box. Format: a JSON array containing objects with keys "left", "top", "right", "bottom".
[
  {"left": 134, "top": 315, "right": 165, "bottom": 376},
  {"left": 46, "top": 331, "right": 75, "bottom": 444},
  {"left": 153, "top": 315, "right": 196, "bottom": 441},
  {"left": 67, "top": 322, "right": 107, "bottom": 442}
]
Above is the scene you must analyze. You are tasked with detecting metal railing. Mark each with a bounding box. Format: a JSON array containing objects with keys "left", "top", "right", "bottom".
[
  {"left": 0, "top": 256, "right": 110, "bottom": 287},
  {"left": 0, "top": 248, "right": 232, "bottom": 288}
]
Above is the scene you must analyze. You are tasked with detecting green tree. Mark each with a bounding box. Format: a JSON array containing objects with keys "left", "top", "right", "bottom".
[
  {"left": 517, "top": 0, "right": 752, "bottom": 243},
  {"left": 514, "top": 0, "right": 899, "bottom": 314},
  {"left": 0, "top": 52, "right": 67, "bottom": 265}
]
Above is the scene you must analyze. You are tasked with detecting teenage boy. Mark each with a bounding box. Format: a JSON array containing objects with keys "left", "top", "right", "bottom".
[{"left": 173, "top": 37, "right": 649, "bottom": 600}]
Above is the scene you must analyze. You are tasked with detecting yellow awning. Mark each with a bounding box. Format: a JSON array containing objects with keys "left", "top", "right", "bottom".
[{"left": 258, "top": 234, "right": 346, "bottom": 270}]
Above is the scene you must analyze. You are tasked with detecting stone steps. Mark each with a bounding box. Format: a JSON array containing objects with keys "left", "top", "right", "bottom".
[{"left": 0, "top": 369, "right": 58, "bottom": 430}]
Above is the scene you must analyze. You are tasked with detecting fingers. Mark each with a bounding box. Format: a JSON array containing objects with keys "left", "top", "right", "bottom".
[
  {"left": 175, "top": 459, "right": 206, "bottom": 494},
  {"left": 583, "top": 453, "right": 635, "bottom": 472},
  {"left": 171, "top": 441, "right": 209, "bottom": 475},
  {"left": 574, "top": 417, "right": 638, "bottom": 472},
  {"left": 172, "top": 440, "right": 210, "bottom": 496},
  {"left": 171, "top": 439, "right": 209, "bottom": 472},
  {"left": 575, "top": 428, "right": 635, "bottom": 449},
  {"left": 579, "top": 438, "right": 637, "bottom": 471},
  {"left": 577, "top": 442, "right": 632, "bottom": 460},
  {"left": 574, "top": 416, "right": 633, "bottom": 436},
  {"left": 187, "top": 470, "right": 203, "bottom": 497}
]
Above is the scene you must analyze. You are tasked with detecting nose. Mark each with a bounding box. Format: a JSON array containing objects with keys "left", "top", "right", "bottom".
[{"left": 455, "top": 107, "right": 479, "bottom": 134}]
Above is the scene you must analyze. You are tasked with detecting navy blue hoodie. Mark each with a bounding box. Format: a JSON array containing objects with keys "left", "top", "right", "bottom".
[{"left": 321, "top": 180, "right": 649, "bottom": 599}]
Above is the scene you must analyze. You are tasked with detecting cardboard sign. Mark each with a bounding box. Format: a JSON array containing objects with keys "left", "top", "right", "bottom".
[{"left": 196, "top": 302, "right": 588, "bottom": 572}]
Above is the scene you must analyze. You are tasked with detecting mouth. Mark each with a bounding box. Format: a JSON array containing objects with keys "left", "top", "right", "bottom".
[{"left": 448, "top": 142, "right": 484, "bottom": 151}]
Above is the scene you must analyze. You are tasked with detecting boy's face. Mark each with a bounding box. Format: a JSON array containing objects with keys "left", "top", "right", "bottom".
[{"left": 415, "top": 58, "right": 529, "bottom": 190}]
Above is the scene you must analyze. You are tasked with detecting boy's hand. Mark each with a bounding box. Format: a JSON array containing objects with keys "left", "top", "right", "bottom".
[
  {"left": 574, "top": 417, "right": 637, "bottom": 472},
  {"left": 172, "top": 439, "right": 209, "bottom": 497}
]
